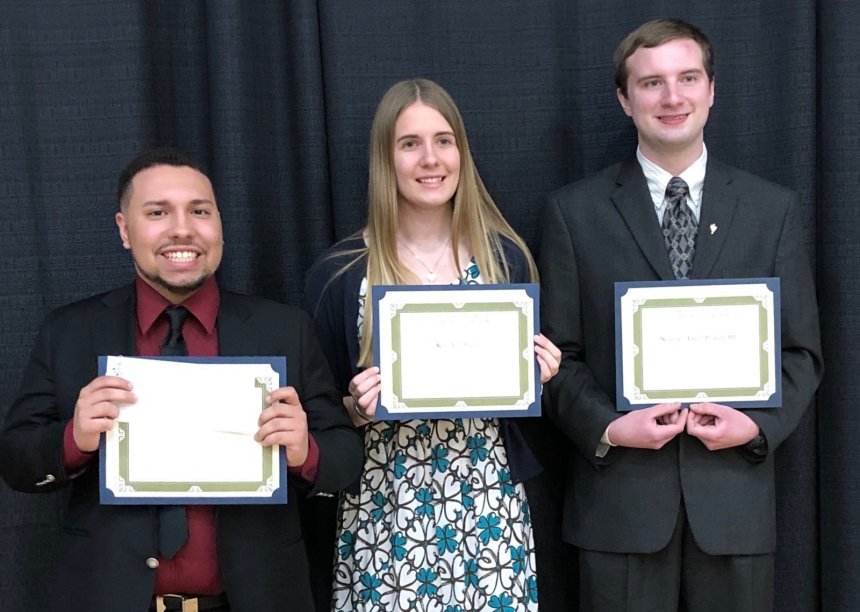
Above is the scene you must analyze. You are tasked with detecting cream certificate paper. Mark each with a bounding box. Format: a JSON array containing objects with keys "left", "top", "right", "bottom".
[
  {"left": 372, "top": 284, "right": 541, "bottom": 419},
  {"left": 99, "top": 356, "right": 287, "bottom": 504},
  {"left": 615, "top": 279, "right": 781, "bottom": 410}
]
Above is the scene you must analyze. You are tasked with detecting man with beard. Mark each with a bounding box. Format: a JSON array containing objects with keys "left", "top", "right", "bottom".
[{"left": 0, "top": 148, "right": 363, "bottom": 611}]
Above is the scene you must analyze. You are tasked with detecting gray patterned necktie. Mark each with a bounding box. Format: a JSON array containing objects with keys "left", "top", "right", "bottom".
[{"left": 661, "top": 177, "right": 697, "bottom": 280}]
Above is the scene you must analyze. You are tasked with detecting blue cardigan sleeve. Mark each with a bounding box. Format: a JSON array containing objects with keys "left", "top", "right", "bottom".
[
  {"left": 496, "top": 238, "right": 543, "bottom": 483},
  {"left": 301, "top": 235, "right": 543, "bottom": 484},
  {"left": 301, "top": 237, "right": 367, "bottom": 398}
]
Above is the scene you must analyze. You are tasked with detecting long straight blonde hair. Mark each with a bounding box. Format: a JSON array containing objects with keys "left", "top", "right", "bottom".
[{"left": 351, "top": 79, "right": 537, "bottom": 366}]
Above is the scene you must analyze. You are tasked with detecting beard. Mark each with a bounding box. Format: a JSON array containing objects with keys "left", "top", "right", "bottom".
[{"left": 135, "top": 265, "right": 213, "bottom": 300}]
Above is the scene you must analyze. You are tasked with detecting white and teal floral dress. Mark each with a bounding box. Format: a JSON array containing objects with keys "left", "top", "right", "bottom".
[{"left": 331, "top": 260, "right": 538, "bottom": 612}]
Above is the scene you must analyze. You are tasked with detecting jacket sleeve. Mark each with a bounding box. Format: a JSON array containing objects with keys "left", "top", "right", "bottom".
[
  {"left": 538, "top": 194, "right": 619, "bottom": 466},
  {"left": 743, "top": 192, "right": 824, "bottom": 452},
  {"left": 0, "top": 311, "right": 77, "bottom": 493},
  {"left": 291, "top": 307, "right": 364, "bottom": 496}
]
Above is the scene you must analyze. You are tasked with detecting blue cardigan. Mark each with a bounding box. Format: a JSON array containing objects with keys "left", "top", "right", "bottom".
[{"left": 301, "top": 234, "right": 543, "bottom": 486}]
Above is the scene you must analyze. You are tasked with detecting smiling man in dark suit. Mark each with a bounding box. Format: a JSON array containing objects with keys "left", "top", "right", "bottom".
[
  {"left": 0, "top": 148, "right": 363, "bottom": 612},
  {"left": 539, "top": 19, "right": 823, "bottom": 612}
]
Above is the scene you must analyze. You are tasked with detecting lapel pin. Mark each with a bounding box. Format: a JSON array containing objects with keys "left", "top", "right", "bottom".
[{"left": 709, "top": 223, "right": 717, "bottom": 235}]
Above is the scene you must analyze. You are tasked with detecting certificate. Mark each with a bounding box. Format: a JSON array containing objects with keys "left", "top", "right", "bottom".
[
  {"left": 98, "top": 356, "right": 288, "bottom": 504},
  {"left": 372, "top": 284, "right": 541, "bottom": 420},
  {"left": 615, "top": 278, "right": 781, "bottom": 411}
]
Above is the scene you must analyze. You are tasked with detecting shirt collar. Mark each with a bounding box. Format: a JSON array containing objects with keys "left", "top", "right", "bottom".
[
  {"left": 135, "top": 275, "right": 220, "bottom": 336},
  {"left": 636, "top": 144, "right": 708, "bottom": 213}
]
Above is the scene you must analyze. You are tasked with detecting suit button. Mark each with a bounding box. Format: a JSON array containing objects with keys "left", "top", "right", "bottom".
[{"left": 146, "top": 557, "right": 160, "bottom": 569}]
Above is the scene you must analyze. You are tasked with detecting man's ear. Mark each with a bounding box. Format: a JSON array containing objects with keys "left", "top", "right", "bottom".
[
  {"left": 116, "top": 212, "right": 131, "bottom": 250},
  {"left": 617, "top": 88, "right": 633, "bottom": 117}
]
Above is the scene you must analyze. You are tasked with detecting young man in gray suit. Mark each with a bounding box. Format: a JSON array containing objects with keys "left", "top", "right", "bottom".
[
  {"left": 0, "top": 148, "right": 363, "bottom": 611},
  {"left": 540, "top": 19, "right": 823, "bottom": 611}
]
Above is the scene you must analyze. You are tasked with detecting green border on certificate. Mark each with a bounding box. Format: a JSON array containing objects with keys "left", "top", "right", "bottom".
[
  {"left": 114, "top": 376, "right": 274, "bottom": 492},
  {"left": 390, "top": 302, "right": 530, "bottom": 407},
  {"left": 373, "top": 284, "right": 541, "bottom": 419},
  {"left": 615, "top": 278, "right": 781, "bottom": 410},
  {"left": 99, "top": 356, "right": 288, "bottom": 504}
]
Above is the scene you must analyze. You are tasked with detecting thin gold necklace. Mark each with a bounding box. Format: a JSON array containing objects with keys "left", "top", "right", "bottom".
[{"left": 400, "top": 236, "right": 451, "bottom": 282}]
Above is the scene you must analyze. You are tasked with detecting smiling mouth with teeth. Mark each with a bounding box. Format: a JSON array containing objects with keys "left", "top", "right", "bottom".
[
  {"left": 417, "top": 177, "right": 444, "bottom": 183},
  {"left": 164, "top": 251, "right": 198, "bottom": 263}
]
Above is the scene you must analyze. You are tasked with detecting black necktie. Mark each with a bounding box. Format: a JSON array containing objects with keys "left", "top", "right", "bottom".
[
  {"left": 661, "top": 177, "right": 698, "bottom": 280},
  {"left": 160, "top": 306, "right": 189, "bottom": 356},
  {"left": 158, "top": 306, "right": 188, "bottom": 558}
]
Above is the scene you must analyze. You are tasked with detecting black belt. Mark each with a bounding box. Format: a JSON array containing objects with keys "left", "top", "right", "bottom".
[{"left": 151, "top": 593, "right": 229, "bottom": 611}]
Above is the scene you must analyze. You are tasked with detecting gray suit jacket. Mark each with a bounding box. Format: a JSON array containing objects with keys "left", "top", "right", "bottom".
[
  {"left": 539, "top": 157, "right": 823, "bottom": 555},
  {"left": 0, "top": 283, "right": 363, "bottom": 611}
]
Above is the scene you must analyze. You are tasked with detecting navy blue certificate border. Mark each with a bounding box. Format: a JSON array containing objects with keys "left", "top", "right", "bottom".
[
  {"left": 98, "top": 356, "right": 288, "bottom": 505},
  {"left": 614, "top": 278, "right": 782, "bottom": 411},
  {"left": 371, "top": 283, "right": 541, "bottom": 420}
]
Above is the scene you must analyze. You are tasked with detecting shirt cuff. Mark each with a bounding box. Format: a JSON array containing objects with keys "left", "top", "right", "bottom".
[
  {"left": 288, "top": 434, "right": 319, "bottom": 484},
  {"left": 596, "top": 425, "right": 617, "bottom": 458},
  {"left": 743, "top": 430, "right": 768, "bottom": 456},
  {"left": 62, "top": 420, "right": 96, "bottom": 475}
]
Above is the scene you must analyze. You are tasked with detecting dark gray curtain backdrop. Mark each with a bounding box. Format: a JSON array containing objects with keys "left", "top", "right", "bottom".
[{"left": 0, "top": 1, "right": 855, "bottom": 610}]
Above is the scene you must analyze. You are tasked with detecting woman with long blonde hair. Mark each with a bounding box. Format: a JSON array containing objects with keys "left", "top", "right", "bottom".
[{"left": 303, "top": 79, "right": 560, "bottom": 611}]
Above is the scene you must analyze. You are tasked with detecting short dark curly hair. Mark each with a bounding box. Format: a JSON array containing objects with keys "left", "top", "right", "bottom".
[{"left": 117, "top": 147, "right": 207, "bottom": 211}]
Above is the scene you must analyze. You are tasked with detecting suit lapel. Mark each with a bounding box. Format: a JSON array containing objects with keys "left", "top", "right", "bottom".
[
  {"left": 690, "top": 158, "right": 740, "bottom": 279},
  {"left": 91, "top": 285, "right": 136, "bottom": 356},
  {"left": 611, "top": 159, "right": 676, "bottom": 280},
  {"left": 217, "top": 292, "right": 257, "bottom": 355}
]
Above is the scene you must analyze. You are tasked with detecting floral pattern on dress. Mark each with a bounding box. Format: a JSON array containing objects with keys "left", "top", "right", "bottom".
[{"left": 332, "top": 259, "right": 537, "bottom": 611}]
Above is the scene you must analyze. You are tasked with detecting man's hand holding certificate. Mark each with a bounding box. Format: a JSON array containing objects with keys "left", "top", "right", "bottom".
[
  {"left": 255, "top": 385, "right": 309, "bottom": 467},
  {"left": 98, "top": 356, "right": 290, "bottom": 504},
  {"left": 614, "top": 278, "right": 782, "bottom": 411}
]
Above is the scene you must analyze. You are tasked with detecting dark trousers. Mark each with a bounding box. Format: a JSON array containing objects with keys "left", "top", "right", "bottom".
[{"left": 578, "top": 505, "right": 774, "bottom": 612}]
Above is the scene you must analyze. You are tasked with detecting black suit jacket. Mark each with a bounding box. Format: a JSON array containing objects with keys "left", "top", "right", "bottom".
[
  {"left": 0, "top": 284, "right": 363, "bottom": 612},
  {"left": 539, "top": 157, "right": 823, "bottom": 555}
]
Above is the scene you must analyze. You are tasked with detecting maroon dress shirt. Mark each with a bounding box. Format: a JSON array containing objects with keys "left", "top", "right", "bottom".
[{"left": 62, "top": 276, "right": 319, "bottom": 595}]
